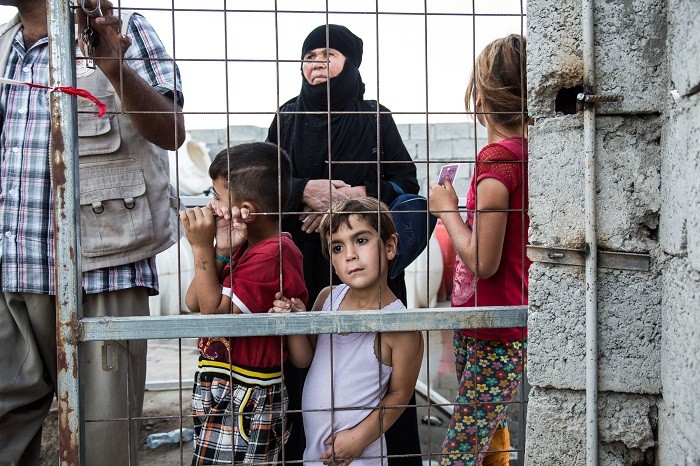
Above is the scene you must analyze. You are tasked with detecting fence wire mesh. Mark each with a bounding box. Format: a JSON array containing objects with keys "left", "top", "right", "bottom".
[{"left": 37, "top": 1, "right": 530, "bottom": 464}]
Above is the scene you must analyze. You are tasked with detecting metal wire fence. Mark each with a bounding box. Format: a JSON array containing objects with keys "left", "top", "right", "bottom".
[{"left": 42, "top": 1, "right": 529, "bottom": 464}]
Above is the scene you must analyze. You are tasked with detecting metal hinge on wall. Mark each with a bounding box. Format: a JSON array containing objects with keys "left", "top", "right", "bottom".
[{"left": 527, "top": 245, "right": 650, "bottom": 272}]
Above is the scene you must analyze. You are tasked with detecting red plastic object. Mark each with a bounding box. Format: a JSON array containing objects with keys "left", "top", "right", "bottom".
[{"left": 435, "top": 220, "right": 456, "bottom": 301}]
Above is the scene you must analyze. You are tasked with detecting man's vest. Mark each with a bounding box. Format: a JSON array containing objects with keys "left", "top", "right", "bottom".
[{"left": 0, "top": 13, "right": 181, "bottom": 272}]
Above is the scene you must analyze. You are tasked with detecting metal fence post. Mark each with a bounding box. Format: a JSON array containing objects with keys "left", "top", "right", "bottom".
[{"left": 47, "top": 0, "right": 84, "bottom": 463}]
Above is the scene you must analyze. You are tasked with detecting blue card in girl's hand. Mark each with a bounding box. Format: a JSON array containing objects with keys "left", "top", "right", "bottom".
[{"left": 437, "top": 163, "right": 460, "bottom": 186}]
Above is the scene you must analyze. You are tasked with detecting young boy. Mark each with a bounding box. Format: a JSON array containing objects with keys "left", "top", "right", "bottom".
[
  {"left": 270, "top": 197, "right": 424, "bottom": 465},
  {"left": 181, "top": 142, "right": 308, "bottom": 465}
]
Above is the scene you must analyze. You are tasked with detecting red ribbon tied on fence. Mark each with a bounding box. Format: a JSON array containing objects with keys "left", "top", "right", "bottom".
[{"left": 0, "top": 77, "right": 107, "bottom": 117}]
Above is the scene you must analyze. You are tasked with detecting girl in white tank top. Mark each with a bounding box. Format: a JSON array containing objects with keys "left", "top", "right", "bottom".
[
  {"left": 302, "top": 284, "right": 404, "bottom": 465},
  {"left": 269, "top": 197, "right": 424, "bottom": 465}
]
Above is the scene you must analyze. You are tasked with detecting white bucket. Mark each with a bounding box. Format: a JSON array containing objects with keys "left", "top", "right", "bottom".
[
  {"left": 149, "top": 238, "right": 195, "bottom": 316},
  {"left": 168, "top": 133, "right": 212, "bottom": 196},
  {"left": 404, "top": 233, "right": 444, "bottom": 309}
]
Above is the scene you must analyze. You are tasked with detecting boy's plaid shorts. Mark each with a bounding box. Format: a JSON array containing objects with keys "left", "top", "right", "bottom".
[{"left": 191, "top": 371, "right": 289, "bottom": 465}]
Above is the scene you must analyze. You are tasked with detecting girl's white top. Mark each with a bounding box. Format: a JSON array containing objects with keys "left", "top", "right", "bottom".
[{"left": 302, "top": 284, "right": 404, "bottom": 465}]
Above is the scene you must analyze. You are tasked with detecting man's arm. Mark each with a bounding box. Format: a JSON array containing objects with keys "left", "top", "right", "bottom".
[
  {"left": 103, "top": 65, "right": 184, "bottom": 150},
  {"left": 77, "top": 3, "right": 185, "bottom": 150}
]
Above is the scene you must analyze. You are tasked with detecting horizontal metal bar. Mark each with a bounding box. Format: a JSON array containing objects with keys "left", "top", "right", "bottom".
[
  {"left": 79, "top": 306, "right": 527, "bottom": 342},
  {"left": 180, "top": 195, "right": 209, "bottom": 207},
  {"left": 527, "top": 245, "right": 650, "bottom": 272},
  {"left": 598, "top": 250, "right": 651, "bottom": 271},
  {"left": 576, "top": 92, "right": 624, "bottom": 103}
]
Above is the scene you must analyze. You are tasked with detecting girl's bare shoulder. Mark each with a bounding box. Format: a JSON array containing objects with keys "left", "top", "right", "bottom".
[{"left": 383, "top": 329, "right": 423, "bottom": 348}]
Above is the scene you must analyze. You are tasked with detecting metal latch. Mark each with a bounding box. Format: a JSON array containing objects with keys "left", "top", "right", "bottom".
[
  {"left": 527, "top": 245, "right": 650, "bottom": 272},
  {"left": 101, "top": 341, "right": 119, "bottom": 371},
  {"left": 576, "top": 91, "right": 624, "bottom": 111}
]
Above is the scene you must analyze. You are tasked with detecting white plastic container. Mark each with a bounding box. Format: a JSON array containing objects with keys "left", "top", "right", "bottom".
[{"left": 404, "top": 233, "right": 444, "bottom": 309}]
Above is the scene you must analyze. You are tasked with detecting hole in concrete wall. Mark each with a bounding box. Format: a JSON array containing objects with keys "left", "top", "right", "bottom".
[
  {"left": 555, "top": 85, "right": 584, "bottom": 115},
  {"left": 642, "top": 211, "right": 659, "bottom": 241},
  {"left": 647, "top": 226, "right": 659, "bottom": 241}
]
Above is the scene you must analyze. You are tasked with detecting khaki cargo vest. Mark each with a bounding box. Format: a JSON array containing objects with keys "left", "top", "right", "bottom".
[{"left": 0, "top": 13, "right": 181, "bottom": 272}]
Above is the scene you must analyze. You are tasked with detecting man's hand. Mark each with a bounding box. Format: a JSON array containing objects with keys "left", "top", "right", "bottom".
[
  {"left": 77, "top": 0, "right": 185, "bottom": 150},
  {"left": 76, "top": 0, "right": 131, "bottom": 77}
]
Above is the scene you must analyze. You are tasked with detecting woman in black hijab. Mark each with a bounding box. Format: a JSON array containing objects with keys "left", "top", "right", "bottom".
[{"left": 267, "top": 24, "right": 422, "bottom": 465}]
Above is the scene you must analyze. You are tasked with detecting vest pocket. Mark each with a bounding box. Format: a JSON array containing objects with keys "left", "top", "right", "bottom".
[
  {"left": 80, "top": 162, "right": 154, "bottom": 257},
  {"left": 77, "top": 93, "right": 121, "bottom": 155}
]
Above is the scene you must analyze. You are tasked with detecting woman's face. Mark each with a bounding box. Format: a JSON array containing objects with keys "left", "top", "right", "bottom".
[{"left": 302, "top": 48, "right": 347, "bottom": 85}]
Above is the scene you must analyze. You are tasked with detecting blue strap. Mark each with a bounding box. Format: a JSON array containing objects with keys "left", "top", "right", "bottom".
[{"left": 389, "top": 181, "right": 404, "bottom": 196}]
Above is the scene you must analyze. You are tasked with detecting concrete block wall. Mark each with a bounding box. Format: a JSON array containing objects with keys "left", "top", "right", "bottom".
[
  {"left": 525, "top": 388, "right": 657, "bottom": 465},
  {"left": 657, "top": 1, "right": 700, "bottom": 462},
  {"left": 529, "top": 117, "right": 661, "bottom": 252},
  {"left": 528, "top": 262, "right": 661, "bottom": 395},
  {"left": 528, "top": 0, "right": 666, "bottom": 118},
  {"left": 528, "top": 0, "right": 699, "bottom": 463}
]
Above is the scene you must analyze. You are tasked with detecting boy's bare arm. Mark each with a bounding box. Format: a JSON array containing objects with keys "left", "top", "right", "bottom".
[
  {"left": 189, "top": 245, "right": 238, "bottom": 314},
  {"left": 321, "top": 330, "right": 424, "bottom": 463},
  {"left": 181, "top": 207, "right": 242, "bottom": 314},
  {"left": 184, "top": 279, "right": 200, "bottom": 312},
  {"left": 188, "top": 265, "right": 243, "bottom": 314}
]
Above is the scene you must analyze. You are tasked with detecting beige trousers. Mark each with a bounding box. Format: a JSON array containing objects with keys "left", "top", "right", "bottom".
[{"left": 0, "top": 287, "right": 149, "bottom": 466}]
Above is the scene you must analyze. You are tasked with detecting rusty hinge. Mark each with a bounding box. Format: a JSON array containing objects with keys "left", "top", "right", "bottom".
[{"left": 527, "top": 245, "right": 650, "bottom": 272}]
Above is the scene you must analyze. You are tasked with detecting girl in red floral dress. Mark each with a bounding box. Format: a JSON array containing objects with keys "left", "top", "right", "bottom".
[{"left": 428, "top": 34, "right": 530, "bottom": 466}]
